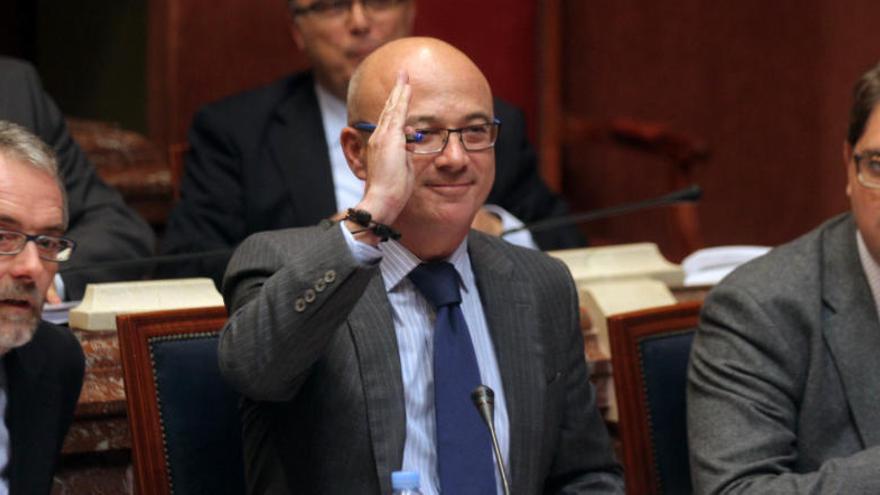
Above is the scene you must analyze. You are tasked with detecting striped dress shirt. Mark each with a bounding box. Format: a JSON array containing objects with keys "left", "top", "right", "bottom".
[{"left": 343, "top": 224, "right": 510, "bottom": 495}]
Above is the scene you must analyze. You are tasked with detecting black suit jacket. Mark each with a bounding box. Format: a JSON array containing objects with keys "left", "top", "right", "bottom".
[
  {"left": 163, "top": 71, "right": 583, "bottom": 283},
  {"left": 4, "top": 322, "right": 85, "bottom": 494},
  {"left": 0, "top": 57, "right": 156, "bottom": 300}
]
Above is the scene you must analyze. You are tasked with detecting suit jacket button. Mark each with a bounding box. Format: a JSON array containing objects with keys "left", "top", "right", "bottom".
[
  {"left": 294, "top": 298, "right": 307, "bottom": 312},
  {"left": 324, "top": 270, "right": 336, "bottom": 283},
  {"left": 315, "top": 279, "right": 326, "bottom": 292},
  {"left": 304, "top": 288, "right": 316, "bottom": 303}
]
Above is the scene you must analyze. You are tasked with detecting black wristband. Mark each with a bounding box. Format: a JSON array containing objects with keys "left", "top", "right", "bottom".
[{"left": 344, "top": 208, "right": 401, "bottom": 242}]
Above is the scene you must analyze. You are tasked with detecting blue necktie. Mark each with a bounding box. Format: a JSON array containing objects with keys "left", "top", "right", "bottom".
[{"left": 409, "top": 262, "right": 496, "bottom": 494}]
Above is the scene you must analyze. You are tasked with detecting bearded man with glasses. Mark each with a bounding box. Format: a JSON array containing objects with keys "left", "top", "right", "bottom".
[
  {"left": 161, "top": 0, "right": 583, "bottom": 286},
  {"left": 0, "top": 121, "right": 85, "bottom": 495},
  {"left": 687, "top": 60, "right": 880, "bottom": 494}
]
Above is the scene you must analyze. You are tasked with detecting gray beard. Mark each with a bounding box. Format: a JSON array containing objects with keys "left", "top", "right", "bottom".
[{"left": 0, "top": 281, "right": 42, "bottom": 354}]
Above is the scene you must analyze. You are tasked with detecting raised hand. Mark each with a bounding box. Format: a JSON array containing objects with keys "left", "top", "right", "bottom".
[{"left": 356, "top": 70, "right": 415, "bottom": 227}]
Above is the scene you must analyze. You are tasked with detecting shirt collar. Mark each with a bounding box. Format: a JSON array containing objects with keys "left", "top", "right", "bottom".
[
  {"left": 314, "top": 82, "right": 348, "bottom": 148},
  {"left": 378, "top": 238, "right": 474, "bottom": 295}
]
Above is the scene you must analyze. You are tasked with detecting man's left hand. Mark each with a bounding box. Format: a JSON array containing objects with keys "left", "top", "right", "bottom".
[{"left": 471, "top": 208, "right": 503, "bottom": 236}]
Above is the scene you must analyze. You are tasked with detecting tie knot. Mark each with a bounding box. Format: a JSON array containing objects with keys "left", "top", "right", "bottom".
[{"left": 408, "top": 262, "right": 462, "bottom": 308}]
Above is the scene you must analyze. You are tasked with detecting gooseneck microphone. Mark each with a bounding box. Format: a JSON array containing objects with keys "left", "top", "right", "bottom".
[
  {"left": 471, "top": 385, "right": 511, "bottom": 495},
  {"left": 502, "top": 184, "right": 702, "bottom": 236}
]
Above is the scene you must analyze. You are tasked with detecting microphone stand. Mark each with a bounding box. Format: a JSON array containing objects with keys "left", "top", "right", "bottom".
[
  {"left": 471, "top": 385, "right": 511, "bottom": 495},
  {"left": 502, "top": 184, "right": 702, "bottom": 236}
]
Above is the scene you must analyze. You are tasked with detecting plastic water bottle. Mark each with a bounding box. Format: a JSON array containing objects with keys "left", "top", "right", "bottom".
[{"left": 391, "top": 470, "right": 423, "bottom": 495}]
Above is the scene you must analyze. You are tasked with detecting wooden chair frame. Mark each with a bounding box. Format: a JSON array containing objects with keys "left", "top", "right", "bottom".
[
  {"left": 608, "top": 301, "right": 702, "bottom": 494},
  {"left": 117, "top": 306, "right": 228, "bottom": 495}
]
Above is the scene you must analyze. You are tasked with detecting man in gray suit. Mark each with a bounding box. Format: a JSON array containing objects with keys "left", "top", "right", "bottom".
[
  {"left": 219, "top": 37, "right": 622, "bottom": 494},
  {"left": 687, "top": 60, "right": 880, "bottom": 494}
]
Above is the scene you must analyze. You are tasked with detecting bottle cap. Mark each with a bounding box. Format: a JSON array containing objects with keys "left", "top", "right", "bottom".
[{"left": 391, "top": 470, "right": 420, "bottom": 490}]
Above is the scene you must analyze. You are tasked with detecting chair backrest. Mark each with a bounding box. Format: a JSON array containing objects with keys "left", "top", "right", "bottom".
[
  {"left": 117, "top": 306, "right": 244, "bottom": 495},
  {"left": 608, "top": 301, "right": 701, "bottom": 495}
]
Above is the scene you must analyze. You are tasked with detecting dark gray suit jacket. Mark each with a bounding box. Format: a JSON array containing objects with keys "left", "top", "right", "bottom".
[
  {"left": 0, "top": 57, "right": 156, "bottom": 300},
  {"left": 163, "top": 71, "right": 584, "bottom": 285},
  {"left": 4, "top": 321, "right": 85, "bottom": 494},
  {"left": 219, "top": 223, "right": 622, "bottom": 494},
  {"left": 688, "top": 213, "right": 880, "bottom": 494}
]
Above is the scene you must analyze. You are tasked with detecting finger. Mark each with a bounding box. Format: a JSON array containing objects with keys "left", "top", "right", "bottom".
[{"left": 376, "top": 70, "right": 410, "bottom": 132}]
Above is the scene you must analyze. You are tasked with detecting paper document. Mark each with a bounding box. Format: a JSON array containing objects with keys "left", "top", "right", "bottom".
[{"left": 682, "top": 245, "right": 771, "bottom": 286}]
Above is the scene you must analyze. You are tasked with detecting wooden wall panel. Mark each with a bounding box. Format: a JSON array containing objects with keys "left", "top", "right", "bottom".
[{"left": 559, "top": 0, "right": 880, "bottom": 258}]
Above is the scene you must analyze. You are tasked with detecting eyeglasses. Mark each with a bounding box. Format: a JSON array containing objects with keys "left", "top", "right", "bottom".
[
  {"left": 854, "top": 151, "right": 880, "bottom": 189},
  {"left": 290, "top": 0, "right": 407, "bottom": 17},
  {"left": 352, "top": 118, "right": 502, "bottom": 155},
  {"left": 0, "top": 228, "right": 76, "bottom": 262}
]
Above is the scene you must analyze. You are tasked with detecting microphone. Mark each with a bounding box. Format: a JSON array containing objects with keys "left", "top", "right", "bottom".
[
  {"left": 502, "top": 184, "right": 702, "bottom": 236},
  {"left": 58, "top": 249, "right": 234, "bottom": 275},
  {"left": 471, "top": 385, "right": 511, "bottom": 495}
]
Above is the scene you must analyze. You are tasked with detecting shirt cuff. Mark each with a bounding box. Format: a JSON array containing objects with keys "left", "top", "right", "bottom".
[
  {"left": 484, "top": 204, "right": 538, "bottom": 250},
  {"left": 340, "top": 222, "right": 383, "bottom": 265}
]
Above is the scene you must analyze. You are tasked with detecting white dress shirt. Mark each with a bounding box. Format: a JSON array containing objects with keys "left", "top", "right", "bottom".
[{"left": 342, "top": 224, "right": 510, "bottom": 495}]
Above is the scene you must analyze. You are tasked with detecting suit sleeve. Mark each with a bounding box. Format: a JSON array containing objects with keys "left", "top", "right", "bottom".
[
  {"left": 490, "top": 101, "right": 585, "bottom": 251},
  {"left": 544, "top": 258, "right": 624, "bottom": 494},
  {"left": 688, "top": 284, "right": 880, "bottom": 494},
  {"left": 218, "top": 225, "right": 376, "bottom": 401},
  {"left": 2, "top": 60, "right": 155, "bottom": 300}
]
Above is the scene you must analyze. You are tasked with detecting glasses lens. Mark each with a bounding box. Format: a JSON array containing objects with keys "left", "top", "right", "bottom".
[
  {"left": 412, "top": 129, "right": 447, "bottom": 153},
  {"left": 34, "top": 236, "right": 61, "bottom": 261},
  {"left": 858, "top": 153, "right": 880, "bottom": 188},
  {"left": 0, "top": 231, "right": 24, "bottom": 255},
  {"left": 460, "top": 124, "right": 497, "bottom": 150}
]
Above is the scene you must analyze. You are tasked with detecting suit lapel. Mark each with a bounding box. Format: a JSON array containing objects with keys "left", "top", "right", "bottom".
[
  {"left": 347, "top": 275, "right": 406, "bottom": 494},
  {"left": 822, "top": 217, "right": 880, "bottom": 447},
  {"left": 267, "top": 74, "right": 337, "bottom": 225},
  {"left": 468, "top": 233, "right": 545, "bottom": 494}
]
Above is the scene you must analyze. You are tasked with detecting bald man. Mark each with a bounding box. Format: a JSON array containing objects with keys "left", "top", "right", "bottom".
[{"left": 219, "top": 37, "right": 622, "bottom": 495}]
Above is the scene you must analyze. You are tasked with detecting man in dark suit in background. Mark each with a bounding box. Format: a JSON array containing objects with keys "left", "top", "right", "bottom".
[
  {"left": 162, "top": 0, "right": 583, "bottom": 285},
  {"left": 687, "top": 60, "right": 880, "bottom": 493},
  {"left": 0, "top": 121, "right": 84, "bottom": 494},
  {"left": 0, "top": 57, "right": 156, "bottom": 301},
  {"left": 219, "top": 37, "right": 621, "bottom": 494}
]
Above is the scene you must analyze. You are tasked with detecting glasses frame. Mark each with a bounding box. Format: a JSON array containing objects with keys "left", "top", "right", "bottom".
[
  {"left": 352, "top": 118, "right": 502, "bottom": 155},
  {"left": 854, "top": 151, "right": 880, "bottom": 189},
  {"left": 0, "top": 228, "right": 76, "bottom": 262},
  {"left": 290, "top": 0, "right": 405, "bottom": 17}
]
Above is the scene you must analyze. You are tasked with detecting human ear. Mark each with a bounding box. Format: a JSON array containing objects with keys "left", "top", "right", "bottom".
[{"left": 341, "top": 127, "right": 368, "bottom": 180}]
